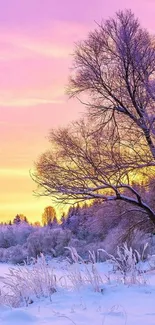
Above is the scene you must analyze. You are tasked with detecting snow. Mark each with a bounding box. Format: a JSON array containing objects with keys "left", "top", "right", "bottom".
[{"left": 0, "top": 261, "right": 155, "bottom": 324}]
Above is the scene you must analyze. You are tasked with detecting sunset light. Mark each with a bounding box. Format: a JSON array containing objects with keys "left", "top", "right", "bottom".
[
  {"left": 1, "top": 0, "right": 155, "bottom": 223},
  {"left": 1, "top": 2, "right": 155, "bottom": 323}
]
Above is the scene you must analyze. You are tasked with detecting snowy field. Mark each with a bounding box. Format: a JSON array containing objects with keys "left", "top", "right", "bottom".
[{"left": 0, "top": 255, "right": 155, "bottom": 325}]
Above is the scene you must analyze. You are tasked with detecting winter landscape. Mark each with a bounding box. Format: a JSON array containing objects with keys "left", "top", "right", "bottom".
[
  {"left": 0, "top": 198, "right": 155, "bottom": 324},
  {"left": 1, "top": 0, "right": 155, "bottom": 324},
  {"left": 0, "top": 238, "right": 155, "bottom": 325}
]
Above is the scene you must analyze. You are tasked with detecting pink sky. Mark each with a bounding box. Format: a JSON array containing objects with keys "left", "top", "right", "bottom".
[{"left": 0, "top": 0, "right": 155, "bottom": 222}]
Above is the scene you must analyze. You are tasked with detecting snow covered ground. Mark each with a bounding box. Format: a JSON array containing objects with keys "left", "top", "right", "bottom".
[{"left": 0, "top": 259, "right": 155, "bottom": 325}]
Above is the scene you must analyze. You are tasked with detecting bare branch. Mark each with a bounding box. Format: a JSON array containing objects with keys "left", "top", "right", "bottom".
[
  {"left": 32, "top": 118, "right": 155, "bottom": 225},
  {"left": 67, "top": 9, "right": 155, "bottom": 159}
]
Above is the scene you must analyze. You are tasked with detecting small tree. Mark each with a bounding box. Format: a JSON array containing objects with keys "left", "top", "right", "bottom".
[
  {"left": 13, "top": 214, "right": 28, "bottom": 225},
  {"left": 33, "top": 221, "right": 41, "bottom": 227},
  {"left": 13, "top": 214, "right": 21, "bottom": 225},
  {"left": 42, "top": 206, "right": 57, "bottom": 226}
]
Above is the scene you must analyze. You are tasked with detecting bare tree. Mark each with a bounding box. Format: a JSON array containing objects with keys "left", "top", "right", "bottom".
[
  {"left": 68, "top": 10, "right": 155, "bottom": 159},
  {"left": 33, "top": 118, "right": 155, "bottom": 225},
  {"left": 33, "top": 10, "right": 155, "bottom": 225}
]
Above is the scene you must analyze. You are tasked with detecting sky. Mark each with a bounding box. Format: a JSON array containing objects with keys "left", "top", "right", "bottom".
[{"left": 0, "top": 0, "right": 155, "bottom": 223}]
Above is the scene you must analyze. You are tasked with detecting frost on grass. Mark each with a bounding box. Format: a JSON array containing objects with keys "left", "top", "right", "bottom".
[
  {"left": 65, "top": 244, "right": 150, "bottom": 287},
  {"left": 0, "top": 254, "right": 56, "bottom": 307},
  {"left": 0, "top": 243, "right": 153, "bottom": 308}
]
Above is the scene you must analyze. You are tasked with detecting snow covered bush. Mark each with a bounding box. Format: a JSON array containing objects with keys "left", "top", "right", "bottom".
[
  {"left": 0, "top": 225, "right": 16, "bottom": 248},
  {"left": 0, "top": 200, "right": 153, "bottom": 265},
  {"left": 67, "top": 238, "right": 87, "bottom": 258},
  {"left": 26, "top": 230, "right": 43, "bottom": 258},
  {"left": 12, "top": 223, "right": 34, "bottom": 245},
  {"left": 2, "top": 245, "right": 28, "bottom": 264},
  {"left": 0, "top": 224, "right": 34, "bottom": 249},
  {"left": 102, "top": 218, "right": 152, "bottom": 258},
  {"left": 27, "top": 228, "right": 72, "bottom": 258},
  {"left": 0, "top": 248, "right": 5, "bottom": 262},
  {"left": 41, "top": 228, "right": 71, "bottom": 256},
  {"left": 83, "top": 202, "right": 122, "bottom": 241},
  {"left": 0, "top": 254, "right": 57, "bottom": 307}
]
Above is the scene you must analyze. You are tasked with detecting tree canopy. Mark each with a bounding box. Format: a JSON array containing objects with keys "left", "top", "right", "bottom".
[
  {"left": 33, "top": 10, "right": 155, "bottom": 225},
  {"left": 42, "top": 206, "right": 57, "bottom": 226}
]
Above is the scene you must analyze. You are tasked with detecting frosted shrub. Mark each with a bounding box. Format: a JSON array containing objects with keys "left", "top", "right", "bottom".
[
  {"left": 12, "top": 223, "right": 34, "bottom": 245},
  {"left": 27, "top": 228, "right": 72, "bottom": 258},
  {"left": 42, "top": 228, "right": 71, "bottom": 256},
  {"left": 102, "top": 220, "right": 151, "bottom": 258},
  {"left": 0, "top": 231, "right": 6, "bottom": 248},
  {"left": 53, "top": 229, "right": 72, "bottom": 256},
  {"left": 0, "top": 248, "right": 5, "bottom": 262},
  {"left": 0, "top": 226, "right": 73, "bottom": 264},
  {"left": 0, "top": 224, "right": 34, "bottom": 249},
  {"left": 67, "top": 238, "right": 87, "bottom": 258},
  {"left": 3, "top": 245, "right": 28, "bottom": 264},
  {"left": 0, "top": 254, "right": 57, "bottom": 307},
  {"left": 27, "top": 230, "right": 44, "bottom": 258},
  {"left": 0, "top": 226, "right": 16, "bottom": 248},
  {"left": 102, "top": 223, "right": 129, "bottom": 256},
  {"left": 85, "top": 203, "right": 120, "bottom": 240}
]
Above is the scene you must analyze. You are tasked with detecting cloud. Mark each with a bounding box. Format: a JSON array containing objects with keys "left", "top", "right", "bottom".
[
  {"left": 0, "top": 97, "right": 63, "bottom": 107},
  {"left": 18, "top": 39, "right": 71, "bottom": 59},
  {"left": 0, "top": 19, "right": 91, "bottom": 62},
  {"left": 0, "top": 27, "right": 72, "bottom": 62}
]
